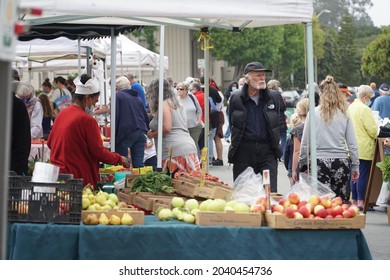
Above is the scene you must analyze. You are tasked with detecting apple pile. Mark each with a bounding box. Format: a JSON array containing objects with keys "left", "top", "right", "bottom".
[{"left": 272, "top": 193, "right": 360, "bottom": 219}]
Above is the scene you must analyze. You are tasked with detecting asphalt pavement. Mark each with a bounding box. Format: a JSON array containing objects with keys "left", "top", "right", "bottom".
[{"left": 208, "top": 114, "right": 390, "bottom": 260}]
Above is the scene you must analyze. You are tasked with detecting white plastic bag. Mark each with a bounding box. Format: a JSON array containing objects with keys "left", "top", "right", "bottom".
[
  {"left": 376, "top": 181, "right": 390, "bottom": 206},
  {"left": 285, "top": 173, "right": 336, "bottom": 201},
  {"left": 230, "top": 167, "right": 265, "bottom": 205}
]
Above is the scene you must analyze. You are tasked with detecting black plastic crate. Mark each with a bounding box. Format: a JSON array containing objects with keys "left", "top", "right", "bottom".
[{"left": 8, "top": 174, "right": 83, "bottom": 224}]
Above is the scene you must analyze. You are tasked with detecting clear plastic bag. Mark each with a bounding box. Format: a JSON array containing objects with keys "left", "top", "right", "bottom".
[
  {"left": 376, "top": 181, "right": 390, "bottom": 206},
  {"left": 285, "top": 173, "right": 336, "bottom": 201},
  {"left": 230, "top": 167, "right": 265, "bottom": 205}
]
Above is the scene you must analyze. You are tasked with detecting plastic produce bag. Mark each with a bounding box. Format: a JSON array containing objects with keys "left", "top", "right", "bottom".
[
  {"left": 230, "top": 167, "right": 265, "bottom": 206},
  {"left": 285, "top": 173, "right": 336, "bottom": 201},
  {"left": 376, "top": 181, "right": 390, "bottom": 206}
]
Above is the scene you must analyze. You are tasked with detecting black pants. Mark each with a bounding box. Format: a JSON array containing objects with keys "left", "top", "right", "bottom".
[{"left": 232, "top": 141, "right": 278, "bottom": 192}]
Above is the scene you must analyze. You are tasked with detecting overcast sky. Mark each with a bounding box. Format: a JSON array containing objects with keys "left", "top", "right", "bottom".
[{"left": 367, "top": 0, "right": 389, "bottom": 27}]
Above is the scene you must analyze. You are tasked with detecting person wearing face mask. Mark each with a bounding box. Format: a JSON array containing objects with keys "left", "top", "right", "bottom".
[
  {"left": 228, "top": 62, "right": 281, "bottom": 192},
  {"left": 347, "top": 85, "right": 378, "bottom": 209},
  {"left": 16, "top": 81, "right": 43, "bottom": 140},
  {"left": 47, "top": 74, "right": 130, "bottom": 189}
]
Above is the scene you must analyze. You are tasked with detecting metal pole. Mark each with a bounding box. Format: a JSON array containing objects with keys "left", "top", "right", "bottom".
[
  {"left": 0, "top": 61, "right": 12, "bottom": 260},
  {"left": 204, "top": 43, "right": 210, "bottom": 171},
  {"left": 305, "top": 22, "right": 318, "bottom": 182},
  {"left": 157, "top": 25, "right": 165, "bottom": 170},
  {"left": 110, "top": 29, "right": 117, "bottom": 152}
]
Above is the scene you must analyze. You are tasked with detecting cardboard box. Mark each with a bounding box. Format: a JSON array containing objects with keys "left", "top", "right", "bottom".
[
  {"left": 195, "top": 210, "right": 262, "bottom": 227},
  {"left": 173, "top": 179, "right": 232, "bottom": 200},
  {"left": 82, "top": 208, "right": 145, "bottom": 225},
  {"left": 265, "top": 212, "right": 366, "bottom": 229},
  {"left": 132, "top": 192, "right": 176, "bottom": 211},
  {"left": 117, "top": 189, "right": 136, "bottom": 204},
  {"left": 125, "top": 174, "right": 141, "bottom": 189}
]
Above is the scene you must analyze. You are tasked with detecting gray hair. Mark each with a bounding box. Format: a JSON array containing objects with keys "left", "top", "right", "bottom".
[
  {"left": 146, "top": 78, "right": 182, "bottom": 115},
  {"left": 116, "top": 76, "right": 131, "bottom": 92},
  {"left": 16, "top": 81, "right": 35, "bottom": 98},
  {"left": 357, "top": 85, "right": 374, "bottom": 99}
]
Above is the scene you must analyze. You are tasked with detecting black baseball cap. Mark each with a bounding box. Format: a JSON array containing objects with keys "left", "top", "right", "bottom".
[{"left": 243, "top": 62, "right": 272, "bottom": 74}]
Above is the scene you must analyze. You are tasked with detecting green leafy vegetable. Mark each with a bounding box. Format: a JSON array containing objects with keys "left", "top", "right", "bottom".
[
  {"left": 131, "top": 172, "right": 174, "bottom": 194},
  {"left": 376, "top": 155, "right": 390, "bottom": 182}
]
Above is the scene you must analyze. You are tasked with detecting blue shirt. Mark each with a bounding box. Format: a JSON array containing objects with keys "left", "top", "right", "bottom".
[
  {"left": 131, "top": 82, "right": 147, "bottom": 108},
  {"left": 243, "top": 93, "right": 271, "bottom": 141},
  {"left": 371, "top": 95, "right": 390, "bottom": 119},
  {"left": 115, "top": 89, "right": 149, "bottom": 146}
]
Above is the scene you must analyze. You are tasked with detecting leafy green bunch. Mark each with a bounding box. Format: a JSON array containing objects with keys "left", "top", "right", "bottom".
[{"left": 376, "top": 155, "right": 390, "bottom": 182}]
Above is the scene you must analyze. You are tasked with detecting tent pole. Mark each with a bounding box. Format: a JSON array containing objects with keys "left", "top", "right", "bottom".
[
  {"left": 0, "top": 61, "right": 12, "bottom": 259},
  {"left": 305, "top": 22, "right": 317, "bottom": 183},
  {"left": 77, "top": 37, "right": 81, "bottom": 75},
  {"left": 157, "top": 25, "right": 165, "bottom": 171},
  {"left": 204, "top": 37, "right": 210, "bottom": 172},
  {"left": 110, "top": 29, "right": 117, "bottom": 152}
]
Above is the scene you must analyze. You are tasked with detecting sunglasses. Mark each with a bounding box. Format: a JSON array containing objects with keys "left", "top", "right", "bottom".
[{"left": 177, "top": 88, "right": 185, "bottom": 91}]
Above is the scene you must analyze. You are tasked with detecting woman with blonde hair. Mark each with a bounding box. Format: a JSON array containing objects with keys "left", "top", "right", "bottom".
[
  {"left": 291, "top": 98, "right": 309, "bottom": 184},
  {"left": 299, "top": 75, "right": 359, "bottom": 202},
  {"left": 146, "top": 79, "right": 200, "bottom": 173}
]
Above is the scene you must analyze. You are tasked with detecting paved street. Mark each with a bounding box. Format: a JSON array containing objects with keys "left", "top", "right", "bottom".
[{"left": 208, "top": 115, "right": 390, "bottom": 260}]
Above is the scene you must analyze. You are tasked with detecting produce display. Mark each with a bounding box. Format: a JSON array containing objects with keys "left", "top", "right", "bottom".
[
  {"left": 155, "top": 197, "right": 254, "bottom": 224},
  {"left": 83, "top": 212, "right": 133, "bottom": 225},
  {"left": 271, "top": 192, "right": 360, "bottom": 219},
  {"left": 131, "top": 172, "right": 174, "bottom": 194},
  {"left": 82, "top": 187, "right": 127, "bottom": 211}
]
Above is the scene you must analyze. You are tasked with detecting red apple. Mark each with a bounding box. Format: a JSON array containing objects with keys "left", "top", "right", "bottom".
[
  {"left": 288, "top": 192, "right": 300, "bottom": 205},
  {"left": 290, "top": 204, "right": 298, "bottom": 211},
  {"left": 284, "top": 207, "right": 296, "bottom": 218},
  {"left": 297, "top": 200, "right": 307, "bottom": 208},
  {"left": 325, "top": 215, "right": 334, "bottom": 219},
  {"left": 348, "top": 205, "right": 359, "bottom": 216},
  {"left": 272, "top": 204, "right": 284, "bottom": 213},
  {"left": 332, "top": 205, "right": 343, "bottom": 217},
  {"left": 278, "top": 198, "right": 287, "bottom": 206},
  {"left": 316, "top": 208, "right": 328, "bottom": 218},
  {"left": 335, "top": 214, "right": 344, "bottom": 219},
  {"left": 308, "top": 195, "right": 321, "bottom": 206},
  {"left": 314, "top": 204, "right": 325, "bottom": 215},
  {"left": 305, "top": 203, "right": 315, "bottom": 214},
  {"left": 250, "top": 204, "right": 265, "bottom": 213},
  {"left": 256, "top": 197, "right": 267, "bottom": 207},
  {"left": 309, "top": 214, "right": 315, "bottom": 219},
  {"left": 298, "top": 206, "right": 310, "bottom": 218},
  {"left": 293, "top": 212, "right": 304, "bottom": 219},
  {"left": 320, "top": 196, "right": 332, "bottom": 208},
  {"left": 342, "top": 210, "right": 353, "bottom": 218},
  {"left": 341, "top": 204, "right": 350, "bottom": 211},
  {"left": 331, "top": 197, "right": 343, "bottom": 206}
]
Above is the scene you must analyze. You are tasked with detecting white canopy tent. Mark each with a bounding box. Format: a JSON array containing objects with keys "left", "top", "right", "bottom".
[
  {"left": 1, "top": 0, "right": 316, "bottom": 258},
  {"left": 15, "top": 34, "right": 168, "bottom": 71}
]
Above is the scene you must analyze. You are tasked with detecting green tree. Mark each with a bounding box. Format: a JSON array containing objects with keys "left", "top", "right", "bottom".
[
  {"left": 129, "top": 26, "right": 158, "bottom": 52},
  {"left": 314, "top": 0, "right": 373, "bottom": 29},
  {"left": 208, "top": 26, "right": 284, "bottom": 80},
  {"left": 317, "top": 28, "right": 339, "bottom": 82},
  {"left": 335, "top": 10, "right": 359, "bottom": 85},
  {"left": 361, "top": 27, "right": 390, "bottom": 79}
]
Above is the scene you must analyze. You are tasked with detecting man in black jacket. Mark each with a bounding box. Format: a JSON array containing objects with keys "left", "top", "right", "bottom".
[{"left": 228, "top": 62, "right": 281, "bottom": 192}]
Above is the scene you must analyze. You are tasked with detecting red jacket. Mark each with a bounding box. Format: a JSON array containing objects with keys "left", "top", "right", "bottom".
[
  {"left": 194, "top": 90, "right": 205, "bottom": 123},
  {"left": 48, "top": 105, "right": 122, "bottom": 187}
]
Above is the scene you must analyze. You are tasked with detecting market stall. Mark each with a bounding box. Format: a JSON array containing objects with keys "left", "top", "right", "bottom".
[{"left": 7, "top": 216, "right": 372, "bottom": 260}]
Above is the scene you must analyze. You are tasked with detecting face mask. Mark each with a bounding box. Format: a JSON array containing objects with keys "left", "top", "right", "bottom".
[
  {"left": 42, "top": 89, "right": 49, "bottom": 94},
  {"left": 85, "top": 105, "right": 95, "bottom": 116},
  {"left": 22, "top": 98, "right": 30, "bottom": 104},
  {"left": 232, "top": 87, "right": 237, "bottom": 91},
  {"left": 239, "top": 85, "right": 244, "bottom": 89}
]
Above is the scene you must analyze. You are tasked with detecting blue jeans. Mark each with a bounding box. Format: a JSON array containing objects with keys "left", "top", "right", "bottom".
[
  {"left": 224, "top": 109, "right": 231, "bottom": 138},
  {"left": 116, "top": 130, "right": 146, "bottom": 168},
  {"left": 208, "top": 128, "right": 217, "bottom": 161},
  {"left": 279, "top": 129, "right": 287, "bottom": 160}
]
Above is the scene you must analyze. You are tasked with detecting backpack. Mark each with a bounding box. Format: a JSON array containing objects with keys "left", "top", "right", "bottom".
[{"left": 188, "top": 93, "right": 199, "bottom": 115}]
